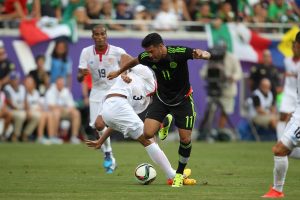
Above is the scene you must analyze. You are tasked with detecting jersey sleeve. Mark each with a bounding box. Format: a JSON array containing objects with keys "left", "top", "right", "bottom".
[
  {"left": 78, "top": 48, "right": 88, "bottom": 69},
  {"left": 137, "top": 52, "right": 149, "bottom": 65},
  {"left": 179, "top": 46, "right": 194, "bottom": 60},
  {"left": 116, "top": 47, "right": 127, "bottom": 62}
]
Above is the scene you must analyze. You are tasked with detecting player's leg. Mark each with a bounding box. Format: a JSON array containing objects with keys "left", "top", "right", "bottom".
[
  {"left": 276, "top": 113, "right": 290, "bottom": 141},
  {"left": 171, "top": 96, "right": 196, "bottom": 187},
  {"left": 136, "top": 135, "right": 176, "bottom": 181},
  {"left": 262, "top": 116, "right": 300, "bottom": 198},
  {"left": 102, "top": 97, "right": 176, "bottom": 181},
  {"left": 277, "top": 94, "right": 294, "bottom": 140},
  {"left": 262, "top": 141, "right": 290, "bottom": 198},
  {"left": 92, "top": 100, "right": 116, "bottom": 173},
  {"left": 143, "top": 95, "right": 169, "bottom": 140}
]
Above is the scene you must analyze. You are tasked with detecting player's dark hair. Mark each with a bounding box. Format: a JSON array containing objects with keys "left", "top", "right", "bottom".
[
  {"left": 296, "top": 31, "right": 300, "bottom": 43},
  {"left": 92, "top": 24, "right": 106, "bottom": 33},
  {"left": 141, "top": 33, "right": 163, "bottom": 48}
]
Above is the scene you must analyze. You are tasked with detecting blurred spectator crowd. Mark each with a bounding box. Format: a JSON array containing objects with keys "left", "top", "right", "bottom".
[
  {"left": 0, "top": 42, "right": 83, "bottom": 145},
  {"left": 0, "top": 0, "right": 300, "bottom": 32}
]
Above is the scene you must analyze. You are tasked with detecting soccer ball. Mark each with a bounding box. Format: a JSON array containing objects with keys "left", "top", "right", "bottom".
[{"left": 134, "top": 163, "right": 156, "bottom": 185}]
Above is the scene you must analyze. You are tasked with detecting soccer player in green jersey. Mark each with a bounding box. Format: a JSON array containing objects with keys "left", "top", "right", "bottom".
[{"left": 108, "top": 32, "right": 210, "bottom": 187}]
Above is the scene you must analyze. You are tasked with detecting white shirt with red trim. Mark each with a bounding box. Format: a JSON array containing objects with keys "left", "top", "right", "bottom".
[
  {"left": 78, "top": 44, "right": 126, "bottom": 102},
  {"left": 107, "top": 64, "right": 156, "bottom": 114}
]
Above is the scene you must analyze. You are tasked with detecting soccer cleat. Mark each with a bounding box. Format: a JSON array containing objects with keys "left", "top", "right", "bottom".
[
  {"left": 106, "top": 168, "right": 114, "bottom": 174},
  {"left": 172, "top": 173, "right": 184, "bottom": 187},
  {"left": 167, "top": 178, "right": 197, "bottom": 185},
  {"left": 183, "top": 178, "right": 197, "bottom": 185},
  {"left": 183, "top": 168, "right": 191, "bottom": 178},
  {"left": 103, "top": 157, "right": 113, "bottom": 168},
  {"left": 103, "top": 156, "right": 117, "bottom": 174},
  {"left": 261, "top": 187, "right": 284, "bottom": 198},
  {"left": 167, "top": 178, "right": 173, "bottom": 185},
  {"left": 158, "top": 114, "right": 173, "bottom": 140},
  {"left": 167, "top": 168, "right": 193, "bottom": 185}
]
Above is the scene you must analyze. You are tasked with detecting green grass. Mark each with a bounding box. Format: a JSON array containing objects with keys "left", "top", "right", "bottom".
[{"left": 0, "top": 141, "right": 299, "bottom": 200}]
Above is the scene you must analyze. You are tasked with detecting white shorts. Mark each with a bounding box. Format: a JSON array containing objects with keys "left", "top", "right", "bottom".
[
  {"left": 280, "top": 116, "right": 300, "bottom": 150},
  {"left": 101, "top": 97, "right": 143, "bottom": 140},
  {"left": 89, "top": 89, "right": 107, "bottom": 127},
  {"left": 280, "top": 92, "right": 297, "bottom": 113}
]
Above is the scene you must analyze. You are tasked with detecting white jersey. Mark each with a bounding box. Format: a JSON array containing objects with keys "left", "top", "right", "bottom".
[
  {"left": 279, "top": 57, "right": 300, "bottom": 113},
  {"left": 78, "top": 44, "right": 126, "bottom": 102},
  {"left": 107, "top": 64, "right": 156, "bottom": 114},
  {"left": 292, "top": 70, "right": 300, "bottom": 119},
  {"left": 4, "top": 84, "right": 26, "bottom": 110},
  {"left": 283, "top": 57, "right": 300, "bottom": 97}
]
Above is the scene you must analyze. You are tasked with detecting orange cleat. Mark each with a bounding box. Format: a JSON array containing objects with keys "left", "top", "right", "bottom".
[
  {"left": 167, "top": 178, "right": 173, "bottom": 185},
  {"left": 262, "top": 187, "right": 284, "bottom": 198},
  {"left": 167, "top": 177, "right": 196, "bottom": 185}
]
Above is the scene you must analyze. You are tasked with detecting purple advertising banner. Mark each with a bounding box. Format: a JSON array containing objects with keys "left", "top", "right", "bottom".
[{"left": 1, "top": 36, "right": 250, "bottom": 128}]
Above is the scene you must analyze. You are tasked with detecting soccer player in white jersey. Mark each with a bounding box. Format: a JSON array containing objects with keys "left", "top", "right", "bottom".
[
  {"left": 277, "top": 42, "right": 300, "bottom": 140},
  {"left": 86, "top": 64, "right": 196, "bottom": 185},
  {"left": 262, "top": 31, "right": 300, "bottom": 198},
  {"left": 77, "top": 25, "right": 132, "bottom": 173}
]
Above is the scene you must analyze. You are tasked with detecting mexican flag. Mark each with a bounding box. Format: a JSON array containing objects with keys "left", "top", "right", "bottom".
[
  {"left": 206, "top": 22, "right": 272, "bottom": 64},
  {"left": 19, "top": 16, "right": 78, "bottom": 46},
  {"left": 206, "top": 23, "right": 300, "bottom": 69}
]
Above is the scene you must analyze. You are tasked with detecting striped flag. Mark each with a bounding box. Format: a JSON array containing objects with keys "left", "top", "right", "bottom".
[
  {"left": 206, "top": 23, "right": 300, "bottom": 69},
  {"left": 19, "top": 16, "right": 78, "bottom": 46}
]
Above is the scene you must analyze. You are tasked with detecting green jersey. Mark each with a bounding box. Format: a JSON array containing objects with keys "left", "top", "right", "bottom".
[{"left": 138, "top": 46, "right": 194, "bottom": 105}]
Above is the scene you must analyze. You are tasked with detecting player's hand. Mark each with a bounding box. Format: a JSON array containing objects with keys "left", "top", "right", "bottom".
[
  {"left": 82, "top": 69, "right": 89, "bottom": 76},
  {"left": 121, "top": 74, "right": 132, "bottom": 83},
  {"left": 85, "top": 139, "right": 102, "bottom": 149},
  {"left": 107, "top": 70, "right": 120, "bottom": 80},
  {"left": 193, "top": 49, "right": 211, "bottom": 60}
]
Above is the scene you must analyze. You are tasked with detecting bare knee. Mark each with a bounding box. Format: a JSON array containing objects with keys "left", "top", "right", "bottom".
[
  {"left": 178, "top": 128, "right": 192, "bottom": 144},
  {"left": 272, "top": 142, "right": 290, "bottom": 156},
  {"left": 143, "top": 119, "right": 160, "bottom": 139},
  {"left": 137, "top": 134, "right": 153, "bottom": 147},
  {"left": 143, "top": 130, "right": 154, "bottom": 139},
  {"left": 95, "top": 116, "right": 105, "bottom": 131}
]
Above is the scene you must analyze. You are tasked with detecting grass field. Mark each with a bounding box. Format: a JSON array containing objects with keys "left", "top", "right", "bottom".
[{"left": 0, "top": 141, "right": 299, "bottom": 200}]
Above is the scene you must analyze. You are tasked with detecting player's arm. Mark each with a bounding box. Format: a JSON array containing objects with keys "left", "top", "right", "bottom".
[
  {"left": 119, "top": 53, "right": 134, "bottom": 83},
  {"left": 77, "top": 68, "right": 89, "bottom": 82},
  {"left": 192, "top": 49, "right": 211, "bottom": 60},
  {"left": 81, "top": 81, "right": 89, "bottom": 106},
  {"left": 77, "top": 49, "right": 89, "bottom": 82},
  {"left": 85, "top": 127, "right": 114, "bottom": 149},
  {"left": 107, "top": 57, "right": 140, "bottom": 80}
]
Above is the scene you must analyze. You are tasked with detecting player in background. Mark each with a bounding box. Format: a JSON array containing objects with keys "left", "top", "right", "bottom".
[
  {"left": 77, "top": 24, "right": 132, "bottom": 173},
  {"left": 276, "top": 41, "right": 300, "bottom": 158},
  {"left": 86, "top": 64, "right": 195, "bottom": 185},
  {"left": 107, "top": 33, "right": 210, "bottom": 187},
  {"left": 262, "top": 31, "right": 300, "bottom": 198}
]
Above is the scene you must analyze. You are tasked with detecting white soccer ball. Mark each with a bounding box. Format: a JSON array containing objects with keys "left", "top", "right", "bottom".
[{"left": 134, "top": 163, "right": 156, "bottom": 185}]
